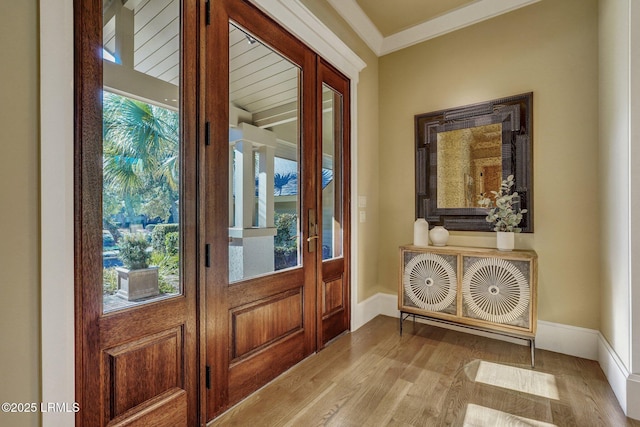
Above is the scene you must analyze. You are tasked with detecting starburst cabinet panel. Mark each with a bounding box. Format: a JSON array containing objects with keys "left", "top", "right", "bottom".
[{"left": 399, "top": 245, "right": 537, "bottom": 338}]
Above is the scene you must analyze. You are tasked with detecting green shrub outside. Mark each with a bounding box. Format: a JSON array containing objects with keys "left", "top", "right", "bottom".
[
  {"left": 150, "top": 250, "right": 179, "bottom": 295},
  {"left": 119, "top": 233, "right": 151, "bottom": 269},
  {"left": 103, "top": 268, "right": 118, "bottom": 294},
  {"left": 158, "top": 274, "right": 178, "bottom": 294},
  {"left": 274, "top": 246, "right": 297, "bottom": 270},
  {"left": 151, "top": 223, "right": 180, "bottom": 253},
  {"left": 274, "top": 213, "right": 298, "bottom": 270},
  {"left": 150, "top": 252, "right": 179, "bottom": 273},
  {"left": 165, "top": 231, "right": 179, "bottom": 256}
]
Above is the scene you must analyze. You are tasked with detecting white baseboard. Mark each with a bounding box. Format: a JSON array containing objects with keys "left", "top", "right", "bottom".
[
  {"left": 351, "top": 292, "right": 398, "bottom": 331},
  {"left": 536, "top": 320, "right": 599, "bottom": 360},
  {"left": 353, "top": 292, "right": 600, "bottom": 358},
  {"left": 597, "top": 334, "right": 640, "bottom": 421},
  {"left": 598, "top": 333, "right": 629, "bottom": 415},
  {"left": 627, "top": 373, "right": 640, "bottom": 420}
]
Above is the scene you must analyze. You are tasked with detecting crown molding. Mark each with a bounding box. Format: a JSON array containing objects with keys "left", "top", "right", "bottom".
[
  {"left": 327, "top": 0, "right": 383, "bottom": 55},
  {"left": 329, "top": 0, "right": 541, "bottom": 57}
]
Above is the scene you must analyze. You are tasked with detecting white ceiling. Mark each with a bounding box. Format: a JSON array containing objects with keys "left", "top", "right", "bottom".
[
  {"left": 229, "top": 23, "right": 299, "bottom": 128},
  {"left": 104, "top": 0, "right": 180, "bottom": 86},
  {"left": 327, "top": 0, "right": 541, "bottom": 56},
  {"left": 103, "top": 1, "right": 301, "bottom": 125}
]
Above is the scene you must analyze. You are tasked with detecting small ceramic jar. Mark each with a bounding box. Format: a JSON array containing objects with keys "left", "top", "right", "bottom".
[{"left": 429, "top": 226, "right": 449, "bottom": 246}]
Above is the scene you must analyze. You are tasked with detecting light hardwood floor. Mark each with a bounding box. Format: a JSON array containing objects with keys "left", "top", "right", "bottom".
[{"left": 209, "top": 315, "right": 640, "bottom": 426}]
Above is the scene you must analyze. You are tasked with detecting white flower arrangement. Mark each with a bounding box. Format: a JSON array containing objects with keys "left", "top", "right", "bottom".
[{"left": 477, "top": 175, "right": 527, "bottom": 232}]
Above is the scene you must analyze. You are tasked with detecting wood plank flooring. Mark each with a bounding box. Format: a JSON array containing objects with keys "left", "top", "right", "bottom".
[{"left": 208, "top": 315, "right": 639, "bottom": 426}]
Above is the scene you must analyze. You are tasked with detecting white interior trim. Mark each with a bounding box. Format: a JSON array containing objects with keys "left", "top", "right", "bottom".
[
  {"left": 629, "top": 0, "right": 640, "bottom": 377},
  {"left": 352, "top": 292, "right": 398, "bottom": 331},
  {"left": 599, "top": 333, "right": 630, "bottom": 415},
  {"left": 40, "top": 0, "right": 75, "bottom": 425},
  {"left": 349, "top": 81, "right": 361, "bottom": 332},
  {"left": 328, "top": 0, "right": 541, "bottom": 57},
  {"left": 628, "top": 373, "right": 640, "bottom": 419},
  {"left": 326, "top": 0, "right": 383, "bottom": 56},
  {"left": 250, "top": 0, "right": 366, "bottom": 80},
  {"left": 629, "top": 0, "right": 640, "bottom": 417},
  {"left": 362, "top": 292, "right": 601, "bottom": 359},
  {"left": 597, "top": 330, "right": 640, "bottom": 420},
  {"left": 536, "top": 320, "right": 599, "bottom": 360}
]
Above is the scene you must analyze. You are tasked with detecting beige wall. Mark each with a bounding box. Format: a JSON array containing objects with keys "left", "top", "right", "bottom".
[
  {"left": 0, "top": 1, "right": 41, "bottom": 426},
  {"left": 353, "top": 54, "right": 381, "bottom": 300},
  {"left": 378, "top": 0, "right": 600, "bottom": 328}
]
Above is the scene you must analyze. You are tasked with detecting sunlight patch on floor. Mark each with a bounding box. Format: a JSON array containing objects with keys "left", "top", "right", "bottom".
[
  {"left": 474, "top": 361, "right": 559, "bottom": 400},
  {"left": 463, "top": 404, "right": 557, "bottom": 427}
]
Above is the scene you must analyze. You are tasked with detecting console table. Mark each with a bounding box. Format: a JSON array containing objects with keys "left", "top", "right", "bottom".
[{"left": 399, "top": 244, "right": 538, "bottom": 367}]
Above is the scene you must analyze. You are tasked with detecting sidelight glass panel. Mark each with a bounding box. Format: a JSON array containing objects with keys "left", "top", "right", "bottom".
[
  {"left": 228, "top": 22, "right": 302, "bottom": 282},
  {"left": 102, "top": 0, "right": 181, "bottom": 313},
  {"left": 321, "top": 84, "right": 343, "bottom": 260}
]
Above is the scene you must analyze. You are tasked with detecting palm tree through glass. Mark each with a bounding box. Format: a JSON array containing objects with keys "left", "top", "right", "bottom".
[{"left": 102, "top": 92, "right": 181, "bottom": 312}]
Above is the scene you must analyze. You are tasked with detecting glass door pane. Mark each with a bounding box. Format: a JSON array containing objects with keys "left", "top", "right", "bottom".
[
  {"left": 321, "top": 84, "right": 343, "bottom": 260},
  {"left": 102, "top": 0, "right": 181, "bottom": 313},
  {"left": 228, "top": 22, "right": 302, "bottom": 282}
]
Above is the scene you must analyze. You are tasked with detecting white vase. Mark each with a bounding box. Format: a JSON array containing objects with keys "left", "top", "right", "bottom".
[
  {"left": 413, "top": 218, "right": 429, "bottom": 246},
  {"left": 429, "top": 226, "right": 449, "bottom": 246},
  {"left": 497, "top": 231, "right": 515, "bottom": 251}
]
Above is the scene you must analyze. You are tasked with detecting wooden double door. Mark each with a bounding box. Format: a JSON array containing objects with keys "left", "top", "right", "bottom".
[
  {"left": 205, "top": 0, "right": 351, "bottom": 419},
  {"left": 75, "top": 0, "right": 350, "bottom": 425}
]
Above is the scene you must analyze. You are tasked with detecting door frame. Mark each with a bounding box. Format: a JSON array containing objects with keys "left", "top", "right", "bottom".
[
  {"left": 40, "top": 1, "right": 365, "bottom": 425},
  {"left": 317, "top": 58, "right": 352, "bottom": 349}
]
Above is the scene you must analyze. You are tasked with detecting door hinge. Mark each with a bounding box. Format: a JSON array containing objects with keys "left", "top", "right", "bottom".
[
  {"left": 206, "top": 365, "right": 211, "bottom": 389},
  {"left": 205, "top": 0, "right": 211, "bottom": 26},
  {"left": 205, "top": 121, "right": 211, "bottom": 146},
  {"left": 205, "top": 244, "right": 211, "bottom": 267}
]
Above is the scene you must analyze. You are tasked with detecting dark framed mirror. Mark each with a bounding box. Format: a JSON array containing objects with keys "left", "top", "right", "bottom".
[{"left": 415, "top": 92, "right": 533, "bottom": 232}]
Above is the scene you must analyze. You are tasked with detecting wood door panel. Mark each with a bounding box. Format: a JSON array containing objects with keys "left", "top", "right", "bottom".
[
  {"left": 99, "top": 299, "right": 186, "bottom": 348},
  {"left": 320, "top": 261, "right": 347, "bottom": 343},
  {"left": 108, "top": 388, "right": 187, "bottom": 427},
  {"left": 322, "top": 276, "right": 344, "bottom": 317},
  {"left": 320, "top": 258, "right": 347, "bottom": 333},
  {"left": 227, "top": 269, "right": 304, "bottom": 307},
  {"left": 322, "top": 311, "right": 347, "bottom": 344},
  {"left": 104, "top": 327, "right": 184, "bottom": 419},
  {"left": 231, "top": 290, "right": 303, "bottom": 359},
  {"left": 228, "top": 330, "right": 306, "bottom": 404}
]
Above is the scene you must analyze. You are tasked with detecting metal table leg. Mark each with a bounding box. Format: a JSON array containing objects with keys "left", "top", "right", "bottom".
[{"left": 530, "top": 338, "right": 535, "bottom": 368}]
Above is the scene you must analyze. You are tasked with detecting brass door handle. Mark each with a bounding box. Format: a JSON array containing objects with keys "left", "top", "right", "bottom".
[{"left": 308, "top": 208, "right": 318, "bottom": 252}]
